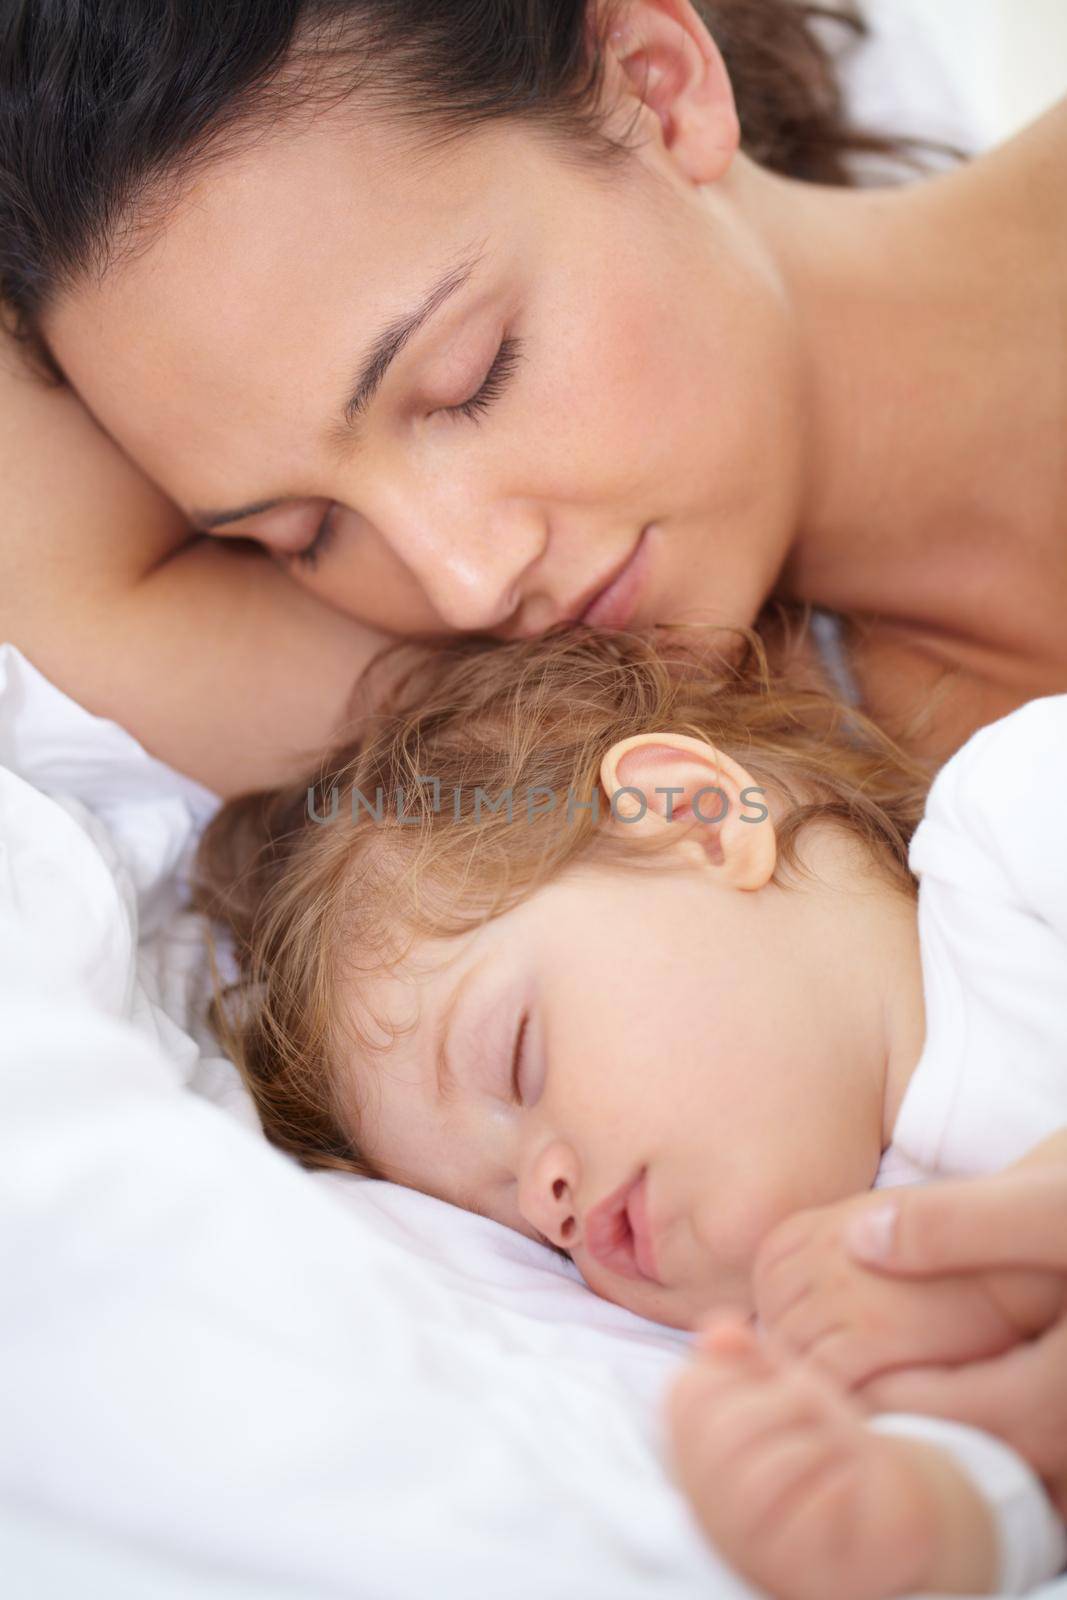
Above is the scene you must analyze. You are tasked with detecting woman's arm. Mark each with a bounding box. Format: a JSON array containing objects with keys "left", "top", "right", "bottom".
[{"left": 0, "top": 341, "right": 392, "bottom": 796}]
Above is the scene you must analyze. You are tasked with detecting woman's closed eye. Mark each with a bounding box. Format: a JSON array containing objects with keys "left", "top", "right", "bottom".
[
  {"left": 293, "top": 501, "right": 340, "bottom": 571},
  {"left": 292, "top": 335, "right": 525, "bottom": 571},
  {"left": 438, "top": 333, "right": 525, "bottom": 424}
]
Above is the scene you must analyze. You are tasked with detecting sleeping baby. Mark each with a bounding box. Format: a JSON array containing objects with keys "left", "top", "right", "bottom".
[{"left": 194, "top": 618, "right": 1067, "bottom": 1599}]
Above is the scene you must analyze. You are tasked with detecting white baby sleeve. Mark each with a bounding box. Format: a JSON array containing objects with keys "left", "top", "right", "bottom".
[
  {"left": 870, "top": 1413, "right": 1066, "bottom": 1594},
  {"left": 896, "top": 693, "right": 1067, "bottom": 1177}
]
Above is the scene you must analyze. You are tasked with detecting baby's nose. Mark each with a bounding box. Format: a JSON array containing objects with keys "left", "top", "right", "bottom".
[
  {"left": 519, "top": 1141, "right": 580, "bottom": 1252},
  {"left": 544, "top": 1175, "right": 579, "bottom": 1250}
]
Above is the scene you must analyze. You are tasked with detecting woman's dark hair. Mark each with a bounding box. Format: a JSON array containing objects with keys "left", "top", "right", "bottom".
[{"left": 0, "top": 1, "right": 954, "bottom": 376}]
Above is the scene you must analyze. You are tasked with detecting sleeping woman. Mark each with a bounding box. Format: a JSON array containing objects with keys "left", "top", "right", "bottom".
[
  {"left": 0, "top": 0, "right": 1065, "bottom": 796},
  {"left": 191, "top": 617, "right": 1067, "bottom": 1598}
]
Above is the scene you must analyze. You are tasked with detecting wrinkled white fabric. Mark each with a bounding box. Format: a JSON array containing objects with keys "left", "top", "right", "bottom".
[
  {"left": 872, "top": 694, "right": 1067, "bottom": 1590},
  {"left": 0, "top": 641, "right": 726, "bottom": 1597},
  {"left": 893, "top": 694, "right": 1067, "bottom": 1179},
  {"left": 832, "top": 0, "right": 992, "bottom": 174},
  {"left": 872, "top": 1416, "right": 1067, "bottom": 1595}
]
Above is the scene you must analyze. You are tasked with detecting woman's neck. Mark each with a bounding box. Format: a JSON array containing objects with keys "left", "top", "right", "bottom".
[{"left": 738, "top": 102, "right": 1067, "bottom": 663}]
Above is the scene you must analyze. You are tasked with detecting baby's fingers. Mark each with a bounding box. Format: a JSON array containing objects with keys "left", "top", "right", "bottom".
[{"left": 693, "top": 1312, "right": 762, "bottom": 1359}]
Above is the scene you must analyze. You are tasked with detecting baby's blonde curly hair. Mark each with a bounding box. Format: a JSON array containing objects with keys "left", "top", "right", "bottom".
[{"left": 191, "top": 608, "right": 937, "bottom": 1179}]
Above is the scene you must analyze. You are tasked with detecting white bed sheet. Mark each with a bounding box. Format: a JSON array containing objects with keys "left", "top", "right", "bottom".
[
  {"left": 826, "top": 0, "right": 991, "bottom": 170},
  {"left": 0, "top": 643, "right": 728, "bottom": 1597}
]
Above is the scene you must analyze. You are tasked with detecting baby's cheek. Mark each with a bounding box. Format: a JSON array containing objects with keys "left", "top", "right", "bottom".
[
  {"left": 700, "top": 1188, "right": 815, "bottom": 1308},
  {"left": 574, "top": 1242, "right": 754, "bottom": 1333}
]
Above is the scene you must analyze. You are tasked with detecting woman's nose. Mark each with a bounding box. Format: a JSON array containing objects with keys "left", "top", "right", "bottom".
[
  {"left": 380, "top": 493, "right": 549, "bottom": 634},
  {"left": 518, "top": 1140, "right": 581, "bottom": 1252}
]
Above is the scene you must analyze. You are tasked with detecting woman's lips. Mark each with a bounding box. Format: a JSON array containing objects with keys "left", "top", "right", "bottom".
[
  {"left": 578, "top": 525, "right": 653, "bottom": 629},
  {"left": 583, "top": 1168, "right": 661, "bottom": 1284}
]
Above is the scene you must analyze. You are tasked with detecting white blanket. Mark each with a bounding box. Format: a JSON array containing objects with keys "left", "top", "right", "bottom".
[{"left": 0, "top": 641, "right": 732, "bottom": 1598}]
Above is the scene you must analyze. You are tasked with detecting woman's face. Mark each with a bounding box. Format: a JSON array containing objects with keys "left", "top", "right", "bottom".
[{"left": 44, "top": 21, "right": 806, "bottom": 642}]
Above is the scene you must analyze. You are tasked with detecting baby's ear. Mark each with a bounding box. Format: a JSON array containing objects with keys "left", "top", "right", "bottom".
[{"left": 599, "top": 731, "right": 776, "bottom": 889}]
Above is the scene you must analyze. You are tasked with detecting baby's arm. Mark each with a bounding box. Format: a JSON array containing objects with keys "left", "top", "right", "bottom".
[
  {"left": 667, "top": 1318, "right": 1066, "bottom": 1600},
  {"left": 0, "top": 344, "right": 391, "bottom": 796},
  {"left": 753, "top": 1189, "right": 1063, "bottom": 1392}
]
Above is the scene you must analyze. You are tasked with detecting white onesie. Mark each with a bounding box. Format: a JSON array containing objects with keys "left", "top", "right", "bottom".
[{"left": 873, "top": 693, "right": 1067, "bottom": 1592}]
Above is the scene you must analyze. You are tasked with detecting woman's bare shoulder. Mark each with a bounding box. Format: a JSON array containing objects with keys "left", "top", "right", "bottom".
[
  {"left": 978, "top": 92, "right": 1067, "bottom": 225},
  {"left": 844, "top": 613, "right": 1067, "bottom": 768}
]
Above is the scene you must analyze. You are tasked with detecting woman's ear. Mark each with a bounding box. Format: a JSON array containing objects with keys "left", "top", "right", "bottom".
[
  {"left": 596, "top": 0, "right": 740, "bottom": 184},
  {"left": 599, "top": 730, "right": 776, "bottom": 889}
]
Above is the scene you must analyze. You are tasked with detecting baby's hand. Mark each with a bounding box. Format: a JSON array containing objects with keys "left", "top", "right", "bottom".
[
  {"left": 666, "top": 1316, "right": 999, "bottom": 1600},
  {"left": 753, "top": 1192, "right": 1057, "bottom": 1392}
]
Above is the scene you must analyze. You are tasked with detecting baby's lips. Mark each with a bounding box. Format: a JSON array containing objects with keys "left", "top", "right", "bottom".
[{"left": 583, "top": 1167, "right": 661, "bottom": 1284}]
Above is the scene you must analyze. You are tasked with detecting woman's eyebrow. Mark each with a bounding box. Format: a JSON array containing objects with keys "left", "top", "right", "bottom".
[
  {"left": 192, "top": 245, "right": 487, "bottom": 528},
  {"left": 325, "top": 243, "right": 488, "bottom": 456}
]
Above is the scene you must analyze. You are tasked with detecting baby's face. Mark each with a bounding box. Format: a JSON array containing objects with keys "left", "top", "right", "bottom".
[{"left": 343, "top": 834, "right": 907, "bottom": 1329}]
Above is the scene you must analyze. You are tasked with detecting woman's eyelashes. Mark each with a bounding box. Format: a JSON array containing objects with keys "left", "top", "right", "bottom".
[
  {"left": 293, "top": 502, "right": 339, "bottom": 571},
  {"left": 441, "top": 334, "right": 525, "bottom": 423},
  {"left": 291, "top": 335, "right": 524, "bottom": 568},
  {"left": 291, "top": 336, "right": 525, "bottom": 570}
]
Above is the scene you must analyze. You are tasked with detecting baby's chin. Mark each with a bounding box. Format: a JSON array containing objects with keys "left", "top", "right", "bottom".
[{"left": 577, "top": 1256, "right": 755, "bottom": 1333}]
